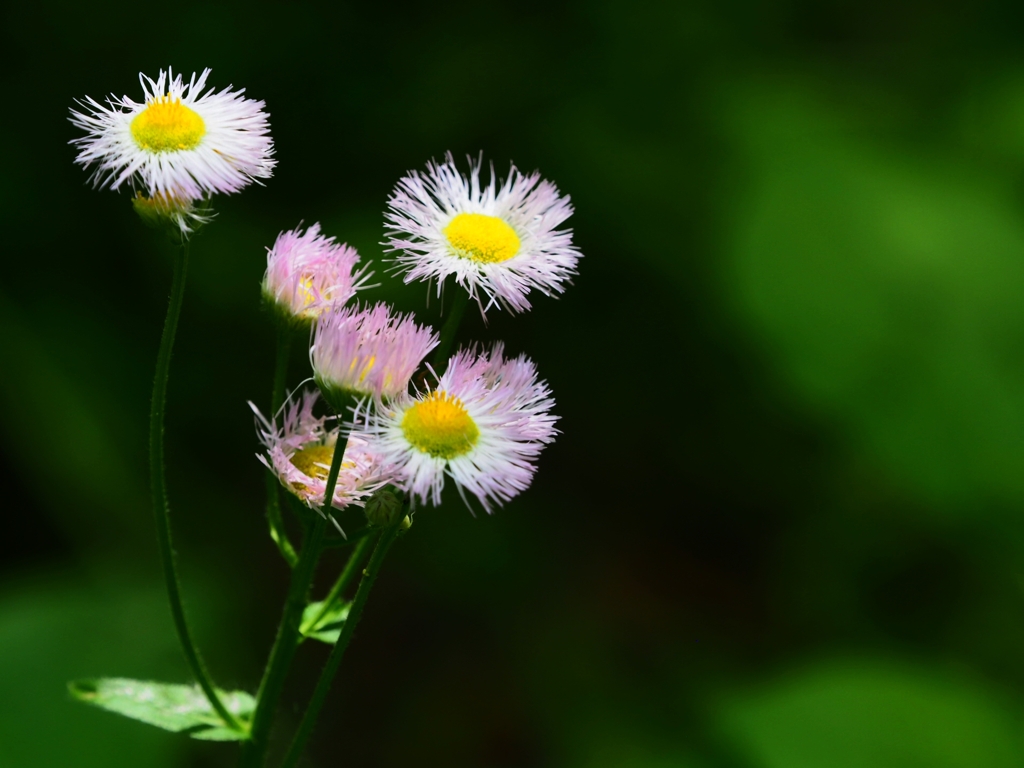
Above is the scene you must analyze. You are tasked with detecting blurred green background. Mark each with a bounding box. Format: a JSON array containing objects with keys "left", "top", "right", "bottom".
[{"left": 4, "top": 0, "right": 1024, "bottom": 766}]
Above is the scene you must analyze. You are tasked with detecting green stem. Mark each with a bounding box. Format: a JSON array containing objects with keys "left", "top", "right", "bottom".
[
  {"left": 150, "top": 242, "right": 242, "bottom": 731},
  {"left": 239, "top": 432, "right": 351, "bottom": 768},
  {"left": 265, "top": 475, "right": 298, "bottom": 568},
  {"left": 240, "top": 516, "right": 327, "bottom": 767},
  {"left": 430, "top": 285, "right": 470, "bottom": 370},
  {"left": 300, "top": 534, "right": 374, "bottom": 637},
  {"left": 266, "top": 325, "right": 298, "bottom": 567},
  {"left": 280, "top": 515, "right": 404, "bottom": 768},
  {"left": 283, "top": 490, "right": 316, "bottom": 532},
  {"left": 322, "top": 526, "right": 372, "bottom": 549},
  {"left": 272, "top": 323, "right": 292, "bottom": 413}
]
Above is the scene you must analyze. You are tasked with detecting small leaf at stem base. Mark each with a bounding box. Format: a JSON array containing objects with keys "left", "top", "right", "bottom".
[
  {"left": 300, "top": 600, "right": 351, "bottom": 644},
  {"left": 68, "top": 678, "right": 253, "bottom": 740}
]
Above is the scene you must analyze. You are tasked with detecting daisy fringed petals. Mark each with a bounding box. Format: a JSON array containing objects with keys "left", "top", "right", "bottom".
[
  {"left": 70, "top": 68, "right": 275, "bottom": 202},
  {"left": 367, "top": 344, "right": 558, "bottom": 513},
  {"left": 384, "top": 153, "right": 582, "bottom": 314},
  {"left": 263, "top": 223, "right": 371, "bottom": 323},
  {"left": 250, "top": 390, "right": 392, "bottom": 512},
  {"left": 311, "top": 302, "right": 438, "bottom": 406}
]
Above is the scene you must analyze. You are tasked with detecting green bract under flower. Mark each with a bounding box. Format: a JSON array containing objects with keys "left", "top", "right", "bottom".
[{"left": 131, "top": 191, "right": 211, "bottom": 237}]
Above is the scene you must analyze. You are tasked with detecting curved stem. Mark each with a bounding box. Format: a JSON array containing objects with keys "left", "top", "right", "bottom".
[
  {"left": 150, "top": 242, "right": 242, "bottom": 731},
  {"left": 301, "top": 534, "right": 374, "bottom": 637},
  {"left": 322, "top": 525, "right": 372, "bottom": 549},
  {"left": 280, "top": 514, "right": 404, "bottom": 768},
  {"left": 271, "top": 323, "right": 293, "bottom": 413},
  {"left": 239, "top": 433, "right": 351, "bottom": 768},
  {"left": 265, "top": 475, "right": 298, "bottom": 568},
  {"left": 266, "top": 325, "right": 298, "bottom": 567},
  {"left": 430, "top": 285, "right": 470, "bottom": 370}
]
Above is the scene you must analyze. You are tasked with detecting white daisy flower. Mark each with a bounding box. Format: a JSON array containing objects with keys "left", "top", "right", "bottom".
[
  {"left": 384, "top": 154, "right": 582, "bottom": 314},
  {"left": 364, "top": 344, "right": 559, "bottom": 512},
  {"left": 70, "top": 68, "right": 275, "bottom": 203}
]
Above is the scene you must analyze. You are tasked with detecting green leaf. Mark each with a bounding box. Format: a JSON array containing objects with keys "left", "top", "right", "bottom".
[
  {"left": 300, "top": 599, "right": 351, "bottom": 644},
  {"left": 716, "top": 658, "right": 1023, "bottom": 768},
  {"left": 724, "top": 79, "right": 1024, "bottom": 511},
  {"left": 191, "top": 725, "right": 252, "bottom": 742},
  {"left": 68, "top": 678, "right": 253, "bottom": 741}
]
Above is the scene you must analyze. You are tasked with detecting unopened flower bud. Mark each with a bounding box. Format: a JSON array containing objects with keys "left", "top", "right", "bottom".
[
  {"left": 365, "top": 488, "right": 403, "bottom": 527},
  {"left": 262, "top": 223, "right": 370, "bottom": 326},
  {"left": 311, "top": 302, "right": 438, "bottom": 406}
]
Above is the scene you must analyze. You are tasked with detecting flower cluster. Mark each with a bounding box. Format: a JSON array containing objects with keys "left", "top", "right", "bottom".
[
  {"left": 262, "top": 154, "right": 576, "bottom": 518},
  {"left": 71, "top": 72, "right": 578, "bottom": 518},
  {"left": 67, "top": 69, "right": 583, "bottom": 761},
  {"left": 251, "top": 155, "right": 577, "bottom": 518}
]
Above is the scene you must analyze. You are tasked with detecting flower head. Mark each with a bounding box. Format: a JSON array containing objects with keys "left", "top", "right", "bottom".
[
  {"left": 263, "top": 223, "right": 370, "bottom": 324},
  {"left": 251, "top": 390, "right": 392, "bottom": 512},
  {"left": 70, "top": 68, "right": 274, "bottom": 204},
  {"left": 384, "top": 154, "right": 581, "bottom": 314},
  {"left": 365, "top": 344, "right": 558, "bottom": 512},
  {"left": 311, "top": 302, "right": 438, "bottom": 408}
]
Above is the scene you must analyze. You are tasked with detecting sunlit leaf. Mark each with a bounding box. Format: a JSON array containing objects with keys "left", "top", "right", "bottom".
[
  {"left": 68, "top": 678, "right": 253, "bottom": 741},
  {"left": 717, "top": 658, "right": 1022, "bottom": 768},
  {"left": 725, "top": 80, "right": 1024, "bottom": 510},
  {"left": 0, "top": 579, "right": 184, "bottom": 768},
  {"left": 300, "top": 600, "right": 351, "bottom": 645},
  {"left": 191, "top": 726, "right": 252, "bottom": 742}
]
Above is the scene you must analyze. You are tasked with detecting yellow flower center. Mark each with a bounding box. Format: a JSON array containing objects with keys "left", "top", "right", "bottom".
[
  {"left": 401, "top": 391, "right": 479, "bottom": 459},
  {"left": 350, "top": 354, "right": 376, "bottom": 383},
  {"left": 295, "top": 274, "right": 325, "bottom": 317},
  {"left": 290, "top": 445, "right": 335, "bottom": 481},
  {"left": 443, "top": 213, "right": 521, "bottom": 264},
  {"left": 131, "top": 97, "right": 206, "bottom": 153}
]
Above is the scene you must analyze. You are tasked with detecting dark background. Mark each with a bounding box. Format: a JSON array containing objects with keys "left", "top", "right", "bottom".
[{"left": 4, "top": 1, "right": 1024, "bottom": 766}]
